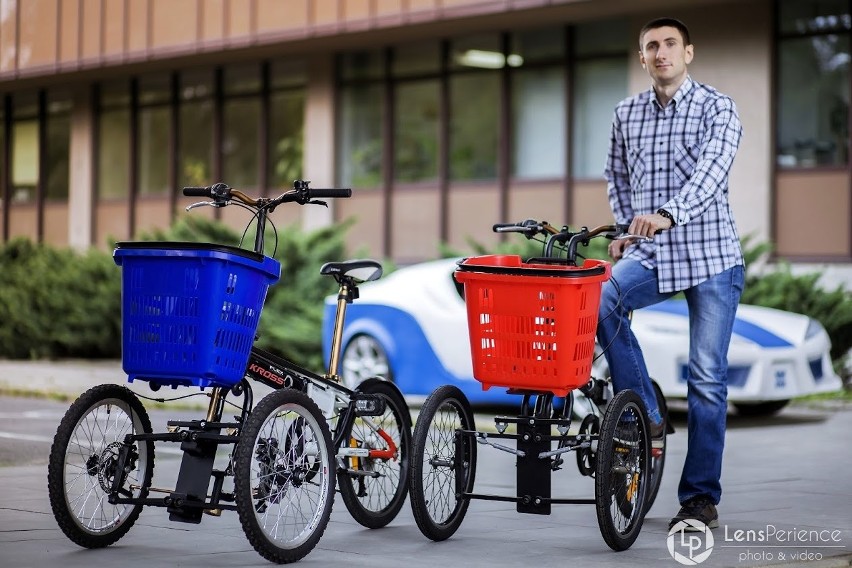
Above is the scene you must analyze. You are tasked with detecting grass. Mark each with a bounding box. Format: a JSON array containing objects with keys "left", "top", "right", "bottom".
[
  {"left": 794, "top": 387, "right": 852, "bottom": 403},
  {"left": 0, "top": 386, "right": 211, "bottom": 411}
]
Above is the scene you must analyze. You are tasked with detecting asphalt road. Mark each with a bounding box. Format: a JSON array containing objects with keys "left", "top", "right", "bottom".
[{"left": 1, "top": 393, "right": 851, "bottom": 568}]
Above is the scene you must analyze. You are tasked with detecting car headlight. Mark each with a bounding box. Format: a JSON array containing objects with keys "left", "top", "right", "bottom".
[{"left": 805, "top": 318, "right": 826, "bottom": 340}]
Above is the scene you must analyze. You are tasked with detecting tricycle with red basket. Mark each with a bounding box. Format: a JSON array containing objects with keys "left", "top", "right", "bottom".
[
  {"left": 47, "top": 181, "right": 412, "bottom": 564},
  {"left": 408, "top": 220, "right": 669, "bottom": 551}
]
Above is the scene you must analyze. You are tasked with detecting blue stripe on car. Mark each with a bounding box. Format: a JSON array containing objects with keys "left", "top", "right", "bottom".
[{"left": 645, "top": 300, "right": 793, "bottom": 348}]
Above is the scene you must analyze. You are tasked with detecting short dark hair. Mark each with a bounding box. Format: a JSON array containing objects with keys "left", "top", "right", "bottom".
[{"left": 639, "top": 17, "right": 691, "bottom": 48}]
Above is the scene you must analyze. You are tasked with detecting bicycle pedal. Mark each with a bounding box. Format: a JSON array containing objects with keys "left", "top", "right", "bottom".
[{"left": 352, "top": 393, "right": 387, "bottom": 417}]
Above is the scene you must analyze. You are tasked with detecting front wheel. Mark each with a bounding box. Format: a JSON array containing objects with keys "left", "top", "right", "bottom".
[
  {"left": 595, "top": 389, "right": 650, "bottom": 551},
  {"left": 234, "top": 389, "right": 335, "bottom": 564},
  {"left": 338, "top": 380, "right": 412, "bottom": 528},
  {"left": 48, "top": 384, "right": 154, "bottom": 549},
  {"left": 645, "top": 380, "right": 668, "bottom": 513},
  {"left": 409, "top": 385, "right": 477, "bottom": 541}
]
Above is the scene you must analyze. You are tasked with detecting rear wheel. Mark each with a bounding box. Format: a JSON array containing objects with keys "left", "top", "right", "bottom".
[
  {"left": 48, "top": 384, "right": 154, "bottom": 549},
  {"left": 234, "top": 389, "right": 335, "bottom": 564},
  {"left": 338, "top": 380, "right": 412, "bottom": 528},
  {"left": 409, "top": 385, "right": 476, "bottom": 541},
  {"left": 595, "top": 389, "right": 649, "bottom": 551}
]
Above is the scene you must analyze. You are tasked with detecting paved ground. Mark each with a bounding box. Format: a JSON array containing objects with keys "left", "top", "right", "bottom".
[{"left": 0, "top": 359, "right": 850, "bottom": 568}]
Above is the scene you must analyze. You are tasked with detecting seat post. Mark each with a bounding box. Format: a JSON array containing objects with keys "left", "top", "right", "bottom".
[{"left": 326, "top": 282, "right": 353, "bottom": 380}]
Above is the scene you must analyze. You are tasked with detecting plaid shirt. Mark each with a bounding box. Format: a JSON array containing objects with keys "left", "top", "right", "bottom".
[{"left": 604, "top": 76, "right": 744, "bottom": 293}]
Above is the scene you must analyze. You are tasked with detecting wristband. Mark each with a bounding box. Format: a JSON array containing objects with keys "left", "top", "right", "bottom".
[{"left": 656, "top": 208, "right": 675, "bottom": 227}]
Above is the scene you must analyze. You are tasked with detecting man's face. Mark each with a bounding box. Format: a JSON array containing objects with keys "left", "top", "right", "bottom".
[{"left": 639, "top": 26, "right": 693, "bottom": 87}]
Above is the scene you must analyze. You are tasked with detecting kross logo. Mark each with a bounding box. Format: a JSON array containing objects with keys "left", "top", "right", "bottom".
[{"left": 668, "top": 519, "right": 715, "bottom": 565}]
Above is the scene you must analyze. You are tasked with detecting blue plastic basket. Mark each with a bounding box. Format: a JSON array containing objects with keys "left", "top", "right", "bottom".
[{"left": 113, "top": 242, "right": 281, "bottom": 389}]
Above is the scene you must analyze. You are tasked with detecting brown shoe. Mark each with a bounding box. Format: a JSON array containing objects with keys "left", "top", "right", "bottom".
[{"left": 669, "top": 495, "right": 719, "bottom": 531}]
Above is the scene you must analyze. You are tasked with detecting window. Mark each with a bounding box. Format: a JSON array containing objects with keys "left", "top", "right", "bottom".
[
  {"left": 395, "top": 80, "right": 440, "bottom": 182},
  {"left": 138, "top": 106, "right": 171, "bottom": 196},
  {"left": 449, "top": 34, "right": 500, "bottom": 181},
  {"left": 512, "top": 67, "right": 565, "bottom": 178},
  {"left": 0, "top": 105, "right": 4, "bottom": 237},
  {"left": 12, "top": 94, "right": 38, "bottom": 203},
  {"left": 137, "top": 74, "right": 172, "bottom": 196},
  {"left": 450, "top": 73, "right": 498, "bottom": 180},
  {"left": 269, "top": 61, "right": 306, "bottom": 189},
  {"left": 98, "top": 82, "right": 131, "bottom": 199},
  {"left": 179, "top": 69, "right": 214, "bottom": 187},
  {"left": 572, "top": 21, "right": 628, "bottom": 178},
  {"left": 777, "top": 0, "right": 851, "bottom": 168},
  {"left": 777, "top": 35, "right": 850, "bottom": 167},
  {"left": 572, "top": 58, "right": 627, "bottom": 178},
  {"left": 393, "top": 42, "right": 440, "bottom": 77},
  {"left": 46, "top": 97, "right": 71, "bottom": 201},
  {"left": 269, "top": 90, "right": 304, "bottom": 188},
  {"left": 337, "top": 84, "right": 383, "bottom": 187},
  {"left": 510, "top": 27, "right": 566, "bottom": 179},
  {"left": 222, "top": 64, "right": 261, "bottom": 188},
  {"left": 223, "top": 98, "right": 261, "bottom": 188}
]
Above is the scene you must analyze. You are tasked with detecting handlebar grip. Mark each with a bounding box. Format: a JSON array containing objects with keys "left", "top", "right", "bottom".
[
  {"left": 182, "top": 186, "right": 210, "bottom": 197},
  {"left": 309, "top": 188, "right": 352, "bottom": 199}
]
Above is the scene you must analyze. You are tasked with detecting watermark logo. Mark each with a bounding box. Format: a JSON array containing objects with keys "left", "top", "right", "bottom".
[{"left": 668, "top": 519, "right": 715, "bottom": 565}]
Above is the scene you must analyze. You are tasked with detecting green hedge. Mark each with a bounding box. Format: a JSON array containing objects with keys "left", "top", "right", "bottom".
[
  {"left": 0, "top": 239, "right": 121, "bottom": 359},
  {"left": 0, "top": 215, "right": 357, "bottom": 369}
]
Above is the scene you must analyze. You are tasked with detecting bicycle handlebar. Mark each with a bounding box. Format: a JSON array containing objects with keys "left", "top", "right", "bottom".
[
  {"left": 182, "top": 180, "right": 351, "bottom": 208},
  {"left": 180, "top": 180, "right": 351, "bottom": 255},
  {"left": 492, "top": 219, "right": 637, "bottom": 264}
]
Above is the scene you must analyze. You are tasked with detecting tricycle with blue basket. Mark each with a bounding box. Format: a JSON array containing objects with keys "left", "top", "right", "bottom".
[
  {"left": 47, "top": 181, "right": 412, "bottom": 564},
  {"left": 408, "top": 220, "right": 670, "bottom": 551}
]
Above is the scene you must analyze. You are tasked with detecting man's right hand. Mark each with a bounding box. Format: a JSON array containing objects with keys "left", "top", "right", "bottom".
[{"left": 608, "top": 237, "right": 635, "bottom": 261}]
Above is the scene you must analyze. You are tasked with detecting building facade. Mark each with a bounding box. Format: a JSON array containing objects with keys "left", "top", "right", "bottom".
[{"left": 0, "top": 0, "right": 850, "bottom": 280}]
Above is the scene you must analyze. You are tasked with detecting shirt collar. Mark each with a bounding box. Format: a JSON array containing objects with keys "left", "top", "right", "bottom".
[{"left": 648, "top": 75, "right": 695, "bottom": 111}]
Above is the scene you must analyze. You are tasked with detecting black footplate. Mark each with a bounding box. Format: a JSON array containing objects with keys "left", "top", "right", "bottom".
[{"left": 352, "top": 393, "right": 386, "bottom": 416}]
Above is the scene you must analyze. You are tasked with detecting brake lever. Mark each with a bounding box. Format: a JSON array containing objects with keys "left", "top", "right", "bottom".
[
  {"left": 185, "top": 200, "right": 225, "bottom": 211},
  {"left": 614, "top": 233, "right": 653, "bottom": 242},
  {"left": 308, "top": 200, "right": 328, "bottom": 208}
]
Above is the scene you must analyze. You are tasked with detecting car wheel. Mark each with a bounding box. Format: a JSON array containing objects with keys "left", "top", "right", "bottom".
[
  {"left": 733, "top": 400, "right": 790, "bottom": 417},
  {"left": 341, "top": 334, "right": 392, "bottom": 389}
]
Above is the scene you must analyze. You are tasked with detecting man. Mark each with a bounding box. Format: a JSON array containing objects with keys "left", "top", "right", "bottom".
[{"left": 598, "top": 17, "right": 744, "bottom": 530}]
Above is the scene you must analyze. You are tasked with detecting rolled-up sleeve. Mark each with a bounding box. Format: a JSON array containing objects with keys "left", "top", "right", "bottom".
[{"left": 664, "top": 96, "right": 742, "bottom": 226}]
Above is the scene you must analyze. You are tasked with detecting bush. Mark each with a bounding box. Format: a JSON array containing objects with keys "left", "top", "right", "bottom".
[{"left": 0, "top": 238, "right": 121, "bottom": 359}]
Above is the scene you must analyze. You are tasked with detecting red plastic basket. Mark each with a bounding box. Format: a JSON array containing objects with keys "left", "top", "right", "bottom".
[{"left": 454, "top": 255, "right": 611, "bottom": 397}]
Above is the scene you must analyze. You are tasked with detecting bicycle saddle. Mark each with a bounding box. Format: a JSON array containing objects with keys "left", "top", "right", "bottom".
[{"left": 320, "top": 259, "right": 383, "bottom": 283}]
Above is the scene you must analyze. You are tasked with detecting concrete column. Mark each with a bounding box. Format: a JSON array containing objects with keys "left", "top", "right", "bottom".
[
  {"left": 68, "top": 88, "right": 94, "bottom": 250},
  {"left": 301, "top": 54, "right": 335, "bottom": 231}
]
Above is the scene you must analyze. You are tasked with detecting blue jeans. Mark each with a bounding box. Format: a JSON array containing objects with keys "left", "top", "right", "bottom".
[{"left": 596, "top": 259, "right": 744, "bottom": 505}]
